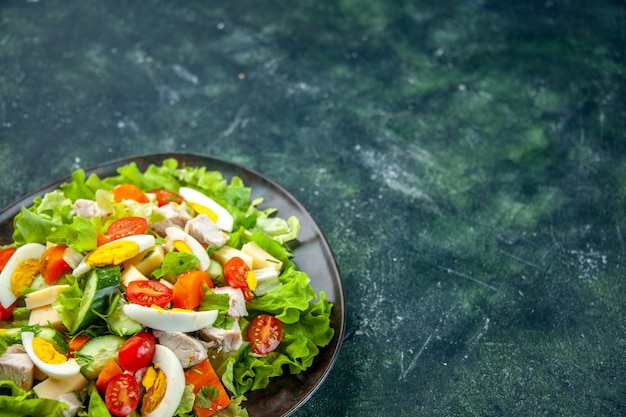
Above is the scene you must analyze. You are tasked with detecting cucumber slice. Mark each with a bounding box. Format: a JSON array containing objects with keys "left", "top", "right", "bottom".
[
  {"left": 108, "top": 301, "right": 143, "bottom": 336},
  {"left": 71, "top": 266, "right": 120, "bottom": 334},
  {"left": 77, "top": 334, "right": 125, "bottom": 380},
  {"left": 35, "top": 327, "right": 69, "bottom": 354},
  {"left": 208, "top": 258, "right": 226, "bottom": 286}
]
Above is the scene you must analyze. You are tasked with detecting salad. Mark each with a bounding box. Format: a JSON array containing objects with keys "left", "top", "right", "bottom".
[{"left": 0, "top": 158, "right": 334, "bottom": 417}]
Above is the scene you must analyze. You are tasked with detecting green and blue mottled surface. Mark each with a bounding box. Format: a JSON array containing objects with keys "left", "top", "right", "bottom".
[{"left": 1, "top": 0, "right": 625, "bottom": 415}]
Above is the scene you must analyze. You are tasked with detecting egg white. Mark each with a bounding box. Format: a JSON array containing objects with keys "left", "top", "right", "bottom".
[
  {"left": 143, "top": 345, "right": 186, "bottom": 417},
  {"left": 0, "top": 243, "right": 46, "bottom": 309},
  {"left": 73, "top": 234, "right": 156, "bottom": 276},
  {"left": 179, "top": 187, "right": 234, "bottom": 232},
  {"left": 21, "top": 331, "right": 81, "bottom": 380},
  {"left": 122, "top": 303, "right": 218, "bottom": 333},
  {"left": 165, "top": 227, "right": 210, "bottom": 271}
]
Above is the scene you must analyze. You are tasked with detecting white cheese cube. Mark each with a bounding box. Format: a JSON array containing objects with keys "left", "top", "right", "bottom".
[
  {"left": 123, "top": 245, "right": 164, "bottom": 276},
  {"left": 28, "top": 305, "right": 66, "bottom": 331},
  {"left": 24, "top": 285, "right": 69, "bottom": 310},
  {"left": 241, "top": 241, "right": 283, "bottom": 271},
  {"left": 33, "top": 373, "right": 88, "bottom": 400},
  {"left": 120, "top": 265, "right": 149, "bottom": 288},
  {"left": 212, "top": 246, "right": 253, "bottom": 269}
]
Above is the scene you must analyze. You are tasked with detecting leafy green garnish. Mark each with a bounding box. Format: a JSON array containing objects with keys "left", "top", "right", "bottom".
[
  {"left": 195, "top": 385, "right": 219, "bottom": 409},
  {"left": 0, "top": 380, "right": 68, "bottom": 416},
  {"left": 152, "top": 251, "right": 200, "bottom": 282}
]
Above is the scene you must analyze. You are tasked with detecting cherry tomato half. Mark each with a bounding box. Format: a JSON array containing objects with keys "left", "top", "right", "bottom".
[
  {"left": 112, "top": 183, "right": 150, "bottom": 204},
  {"left": 0, "top": 301, "right": 17, "bottom": 321},
  {"left": 0, "top": 247, "right": 17, "bottom": 272},
  {"left": 117, "top": 331, "right": 156, "bottom": 372},
  {"left": 38, "top": 245, "right": 72, "bottom": 285},
  {"left": 248, "top": 314, "right": 283, "bottom": 355},
  {"left": 224, "top": 257, "right": 250, "bottom": 289},
  {"left": 125, "top": 280, "right": 173, "bottom": 307},
  {"left": 149, "top": 189, "right": 183, "bottom": 207},
  {"left": 105, "top": 373, "right": 140, "bottom": 417},
  {"left": 173, "top": 270, "right": 213, "bottom": 310},
  {"left": 106, "top": 217, "right": 148, "bottom": 241},
  {"left": 0, "top": 248, "right": 17, "bottom": 318}
]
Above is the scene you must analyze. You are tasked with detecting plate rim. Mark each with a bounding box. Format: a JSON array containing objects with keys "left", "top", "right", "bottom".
[{"left": 0, "top": 152, "right": 346, "bottom": 417}]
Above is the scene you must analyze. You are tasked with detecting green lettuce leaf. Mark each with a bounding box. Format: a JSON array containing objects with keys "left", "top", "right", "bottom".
[
  {"left": 215, "top": 395, "right": 249, "bottom": 417},
  {"left": 173, "top": 384, "right": 196, "bottom": 416},
  {"left": 13, "top": 206, "right": 59, "bottom": 244},
  {"left": 52, "top": 278, "right": 84, "bottom": 333},
  {"left": 220, "top": 292, "right": 334, "bottom": 395},
  {"left": 152, "top": 251, "right": 200, "bottom": 282},
  {"left": 280, "top": 291, "right": 334, "bottom": 373},
  {"left": 46, "top": 216, "right": 98, "bottom": 252},
  {"left": 84, "top": 382, "right": 111, "bottom": 417},
  {"left": 0, "top": 380, "right": 67, "bottom": 416},
  {"left": 245, "top": 268, "right": 315, "bottom": 324},
  {"left": 61, "top": 169, "right": 96, "bottom": 201}
]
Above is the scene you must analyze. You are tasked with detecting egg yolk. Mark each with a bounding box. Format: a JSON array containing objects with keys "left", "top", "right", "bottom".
[
  {"left": 189, "top": 203, "right": 218, "bottom": 223},
  {"left": 173, "top": 240, "right": 193, "bottom": 254},
  {"left": 87, "top": 241, "right": 139, "bottom": 267},
  {"left": 10, "top": 258, "right": 40, "bottom": 297},
  {"left": 32, "top": 337, "right": 67, "bottom": 364},
  {"left": 246, "top": 270, "right": 257, "bottom": 291},
  {"left": 141, "top": 365, "right": 167, "bottom": 415}
]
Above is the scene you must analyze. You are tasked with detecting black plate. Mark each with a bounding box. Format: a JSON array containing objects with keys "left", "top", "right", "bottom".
[{"left": 0, "top": 152, "right": 346, "bottom": 417}]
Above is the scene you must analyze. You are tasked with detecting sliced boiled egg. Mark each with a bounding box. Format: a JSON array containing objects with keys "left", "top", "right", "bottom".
[
  {"left": 142, "top": 345, "right": 185, "bottom": 417},
  {"left": 122, "top": 303, "right": 218, "bottom": 332},
  {"left": 165, "top": 227, "right": 210, "bottom": 271},
  {"left": 21, "top": 331, "right": 81, "bottom": 380},
  {"left": 179, "top": 187, "right": 234, "bottom": 232},
  {"left": 73, "top": 234, "right": 156, "bottom": 276},
  {"left": 0, "top": 243, "right": 46, "bottom": 308}
]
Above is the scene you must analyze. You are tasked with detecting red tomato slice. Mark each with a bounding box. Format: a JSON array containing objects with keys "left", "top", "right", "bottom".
[
  {"left": 0, "top": 301, "right": 17, "bottom": 321},
  {"left": 117, "top": 331, "right": 156, "bottom": 372},
  {"left": 0, "top": 247, "right": 17, "bottom": 272},
  {"left": 105, "top": 373, "right": 140, "bottom": 417},
  {"left": 38, "top": 245, "right": 72, "bottom": 285},
  {"left": 0, "top": 248, "right": 18, "bottom": 317},
  {"left": 112, "top": 183, "right": 150, "bottom": 204},
  {"left": 125, "top": 280, "right": 173, "bottom": 307},
  {"left": 248, "top": 314, "right": 283, "bottom": 355},
  {"left": 224, "top": 257, "right": 250, "bottom": 289},
  {"left": 149, "top": 189, "right": 183, "bottom": 207},
  {"left": 106, "top": 217, "right": 148, "bottom": 240},
  {"left": 173, "top": 270, "right": 213, "bottom": 311}
]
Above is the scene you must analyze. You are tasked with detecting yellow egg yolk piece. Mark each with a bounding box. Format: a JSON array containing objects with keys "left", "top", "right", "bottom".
[
  {"left": 246, "top": 270, "right": 257, "bottom": 291},
  {"left": 86, "top": 241, "right": 140, "bottom": 267},
  {"left": 189, "top": 202, "right": 218, "bottom": 223},
  {"left": 32, "top": 337, "right": 67, "bottom": 364},
  {"left": 10, "top": 258, "right": 40, "bottom": 297},
  {"left": 173, "top": 240, "right": 193, "bottom": 254},
  {"left": 141, "top": 366, "right": 167, "bottom": 415}
]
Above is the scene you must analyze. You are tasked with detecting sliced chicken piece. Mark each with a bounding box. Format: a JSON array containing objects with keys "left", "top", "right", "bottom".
[
  {"left": 197, "top": 320, "right": 243, "bottom": 353},
  {"left": 0, "top": 344, "right": 34, "bottom": 390},
  {"left": 212, "top": 286, "right": 248, "bottom": 318},
  {"left": 150, "top": 203, "right": 193, "bottom": 236},
  {"left": 56, "top": 391, "right": 85, "bottom": 417},
  {"left": 72, "top": 199, "right": 108, "bottom": 219},
  {"left": 184, "top": 214, "right": 229, "bottom": 247},
  {"left": 152, "top": 330, "right": 209, "bottom": 368}
]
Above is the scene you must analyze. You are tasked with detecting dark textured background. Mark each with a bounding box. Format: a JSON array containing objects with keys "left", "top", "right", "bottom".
[{"left": 1, "top": 0, "right": 625, "bottom": 415}]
